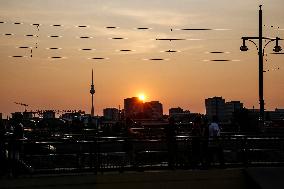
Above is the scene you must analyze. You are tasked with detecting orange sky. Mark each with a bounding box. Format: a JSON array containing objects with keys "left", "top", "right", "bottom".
[{"left": 0, "top": 0, "right": 284, "bottom": 117}]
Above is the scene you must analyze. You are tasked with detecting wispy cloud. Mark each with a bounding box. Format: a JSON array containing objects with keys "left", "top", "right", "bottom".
[{"left": 104, "top": 7, "right": 203, "bottom": 27}]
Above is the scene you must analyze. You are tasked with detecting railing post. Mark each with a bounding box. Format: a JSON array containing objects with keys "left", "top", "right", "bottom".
[
  {"left": 94, "top": 139, "right": 98, "bottom": 175},
  {"left": 242, "top": 136, "right": 248, "bottom": 167}
]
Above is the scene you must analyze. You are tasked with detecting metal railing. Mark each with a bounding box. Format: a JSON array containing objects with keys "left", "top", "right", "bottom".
[{"left": 3, "top": 134, "right": 284, "bottom": 175}]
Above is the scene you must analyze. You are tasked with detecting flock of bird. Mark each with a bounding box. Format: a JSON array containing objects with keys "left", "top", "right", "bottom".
[
  {"left": 0, "top": 20, "right": 237, "bottom": 62},
  {"left": 0, "top": 20, "right": 282, "bottom": 71}
]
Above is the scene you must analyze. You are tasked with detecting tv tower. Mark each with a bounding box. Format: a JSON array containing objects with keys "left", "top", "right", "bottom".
[{"left": 90, "top": 69, "right": 95, "bottom": 117}]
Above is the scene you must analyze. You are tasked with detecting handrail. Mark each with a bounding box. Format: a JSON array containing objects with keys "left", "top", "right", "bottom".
[{"left": 3, "top": 135, "right": 284, "bottom": 176}]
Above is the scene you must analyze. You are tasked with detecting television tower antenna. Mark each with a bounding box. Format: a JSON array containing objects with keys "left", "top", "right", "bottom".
[{"left": 90, "top": 69, "right": 95, "bottom": 117}]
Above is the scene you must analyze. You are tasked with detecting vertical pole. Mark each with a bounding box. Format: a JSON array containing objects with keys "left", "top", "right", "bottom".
[
  {"left": 91, "top": 69, "right": 95, "bottom": 117},
  {"left": 91, "top": 94, "right": 94, "bottom": 116},
  {"left": 259, "top": 5, "right": 265, "bottom": 128}
]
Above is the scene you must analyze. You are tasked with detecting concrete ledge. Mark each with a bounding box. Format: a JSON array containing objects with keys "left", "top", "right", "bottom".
[
  {"left": 1, "top": 169, "right": 247, "bottom": 189},
  {"left": 245, "top": 167, "right": 284, "bottom": 189}
]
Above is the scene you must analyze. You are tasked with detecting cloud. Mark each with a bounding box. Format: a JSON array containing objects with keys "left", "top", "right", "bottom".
[{"left": 104, "top": 7, "right": 203, "bottom": 27}]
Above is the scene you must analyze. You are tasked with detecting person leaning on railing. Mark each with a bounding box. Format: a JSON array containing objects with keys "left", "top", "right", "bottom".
[
  {"left": 123, "top": 118, "right": 139, "bottom": 169},
  {"left": 200, "top": 116, "right": 209, "bottom": 169},
  {"left": 164, "top": 117, "right": 177, "bottom": 169},
  {"left": 208, "top": 116, "right": 224, "bottom": 168},
  {"left": 6, "top": 120, "right": 24, "bottom": 177},
  {"left": 191, "top": 116, "right": 202, "bottom": 168},
  {"left": 0, "top": 119, "right": 6, "bottom": 176}
]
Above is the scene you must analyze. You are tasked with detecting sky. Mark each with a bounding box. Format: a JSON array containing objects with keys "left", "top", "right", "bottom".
[{"left": 0, "top": 0, "right": 284, "bottom": 117}]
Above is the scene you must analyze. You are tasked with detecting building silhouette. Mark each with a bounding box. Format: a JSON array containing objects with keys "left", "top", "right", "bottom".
[
  {"left": 103, "top": 108, "right": 119, "bottom": 121},
  {"left": 169, "top": 107, "right": 183, "bottom": 115},
  {"left": 124, "top": 97, "right": 144, "bottom": 119},
  {"left": 205, "top": 97, "right": 226, "bottom": 122},
  {"left": 61, "top": 112, "right": 83, "bottom": 122},
  {"left": 11, "top": 112, "right": 24, "bottom": 120},
  {"left": 144, "top": 101, "right": 163, "bottom": 119},
  {"left": 43, "top": 110, "right": 55, "bottom": 119},
  {"left": 23, "top": 111, "right": 33, "bottom": 120},
  {"left": 205, "top": 97, "right": 243, "bottom": 123},
  {"left": 124, "top": 97, "right": 163, "bottom": 120},
  {"left": 268, "top": 109, "right": 284, "bottom": 121},
  {"left": 249, "top": 108, "right": 284, "bottom": 122},
  {"left": 169, "top": 107, "right": 191, "bottom": 122},
  {"left": 225, "top": 101, "right": 243, "bottom": 123}
]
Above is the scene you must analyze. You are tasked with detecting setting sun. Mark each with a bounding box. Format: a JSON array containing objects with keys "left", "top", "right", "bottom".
[{"left": 138, "top": 94, "right": 146, "bottom": 101}]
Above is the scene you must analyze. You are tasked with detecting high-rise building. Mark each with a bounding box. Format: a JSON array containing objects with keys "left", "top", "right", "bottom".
[
  {"left": 224, "top": 101, "right": 243, "bottom": 123},
  {"left": 206, "top": 97, "right": 245, "bottom": 123},
  {"left": 124, "top": 97, "right": 163, "bottom": 120},
  {"left": 124, "top": 97, "right": 143, "bottom": 119},
  {"left": 103, "top": 108, "right": 119, "bottom": 121},
  {"left": 144, "top": 101, "right": 163, "bottom": 119},
  {"left": 205, "top": 97, "right": 226, "bottom": 122}
]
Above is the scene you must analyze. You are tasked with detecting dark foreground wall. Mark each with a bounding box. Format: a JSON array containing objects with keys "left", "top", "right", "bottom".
[{"left": 1, "top": 169, "right": 250, "bottom": 189}]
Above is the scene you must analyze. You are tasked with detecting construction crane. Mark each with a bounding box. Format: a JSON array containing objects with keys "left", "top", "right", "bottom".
[
  {"left": 14, "top": 102, "right": 28, "bottom": 111},
  {"left": 28, "top": 109, "right": 85, "bottom": 117}
]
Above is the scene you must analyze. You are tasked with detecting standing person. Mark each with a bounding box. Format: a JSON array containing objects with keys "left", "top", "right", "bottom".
[
  {"left": 191, "top": 116, "right": 202, "bottom": 168},
  {"left": 14, "top": 123, "right": 24, "bottom": 172},
  {"left": 0, "top": 119, "right": 6, "bottom": 176},
  {"left": 8, "top": 122, "right": 24, "bottom": 177},
  {"left": 164, "top": 117, "right": 177, "bottom": 169},
  {"left": 208, "top": 116, "right": 224, "bottom": 168},
  {"left": 209, "top": 116, "right": 220, "bottom": 139},
  {"left": 123, "top": 118, "right": 138, "bottom": 170},
  {"left": 13, "top": 123, "right": 24, "bottom": 160},
  {"left": 200, "top": 116, "right": 209, "bottom": 169}
]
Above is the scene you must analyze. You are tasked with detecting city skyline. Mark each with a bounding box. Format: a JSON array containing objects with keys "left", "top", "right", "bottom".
[
  {"left": 1, "top": 94, "right": 281, "bottom": 118},
  {"left": 0, "top": 0, "right": 284, "bottom": 117}
]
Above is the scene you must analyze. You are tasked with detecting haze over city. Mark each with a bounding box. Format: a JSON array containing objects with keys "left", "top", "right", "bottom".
[{"left": 0, "top": 0, "right": 284, "bottom": 117}]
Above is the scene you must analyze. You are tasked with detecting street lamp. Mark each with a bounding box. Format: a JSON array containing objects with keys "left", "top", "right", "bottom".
[
  {"left": 240, "top": 5, "right": 282, "bottom": 130},
  {"left": 273, "top": 38, "right": 282, "bottom": 52},
  {"left": 240, "top": 39, "right": 249, "bottom": 51}
]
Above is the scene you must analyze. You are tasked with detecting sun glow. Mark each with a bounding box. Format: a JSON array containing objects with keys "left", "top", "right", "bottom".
[{"left": 138, "top": 94, "right": 146, "bottom": 101}]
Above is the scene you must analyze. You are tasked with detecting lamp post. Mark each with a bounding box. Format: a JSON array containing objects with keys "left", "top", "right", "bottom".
[{"left": 240, "top": 5, "right": 282, "bottom": 129}]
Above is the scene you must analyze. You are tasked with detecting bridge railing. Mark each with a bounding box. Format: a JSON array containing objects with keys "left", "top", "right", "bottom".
[{"left": 4, "top": 135, "right": 284, "bottom": 175}]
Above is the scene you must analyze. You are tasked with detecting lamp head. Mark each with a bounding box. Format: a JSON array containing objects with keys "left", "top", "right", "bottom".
[
  {"left": 240, "top": 45, "right": 248, "bottom": 51},
  {"left": 273, "top": 45, "right": 282, "bottom": 53}
]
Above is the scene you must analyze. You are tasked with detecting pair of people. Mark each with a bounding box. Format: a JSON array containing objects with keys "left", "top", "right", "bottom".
[
  {"left": 192, "top": 115, "right": 224, "bottom": 168},
  {"left": 191, "top": 116, "right": 208, "bottom": 168}
]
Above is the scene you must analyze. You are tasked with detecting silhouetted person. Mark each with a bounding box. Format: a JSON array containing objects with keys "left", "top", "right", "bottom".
[
  {"left": 191, "top": 116, "right": 202, "bottom": 168},
  {"left": 123, "top": 118, "right": 137, "bottom": 170},
  {"left": 200, "top": 117, "right": 209, "bottom": 169},
  {"left": 0, "top": 120, "right": 6, "bottom": 176},
  {"left": 164, "top": 117, "right": 177, "bottom": 169},
  {"left": 208, "top": 116, "right": 224, "bottom": 168},
  {"left": 9, "top": 122, "right": 24, "bottom": 177}
]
